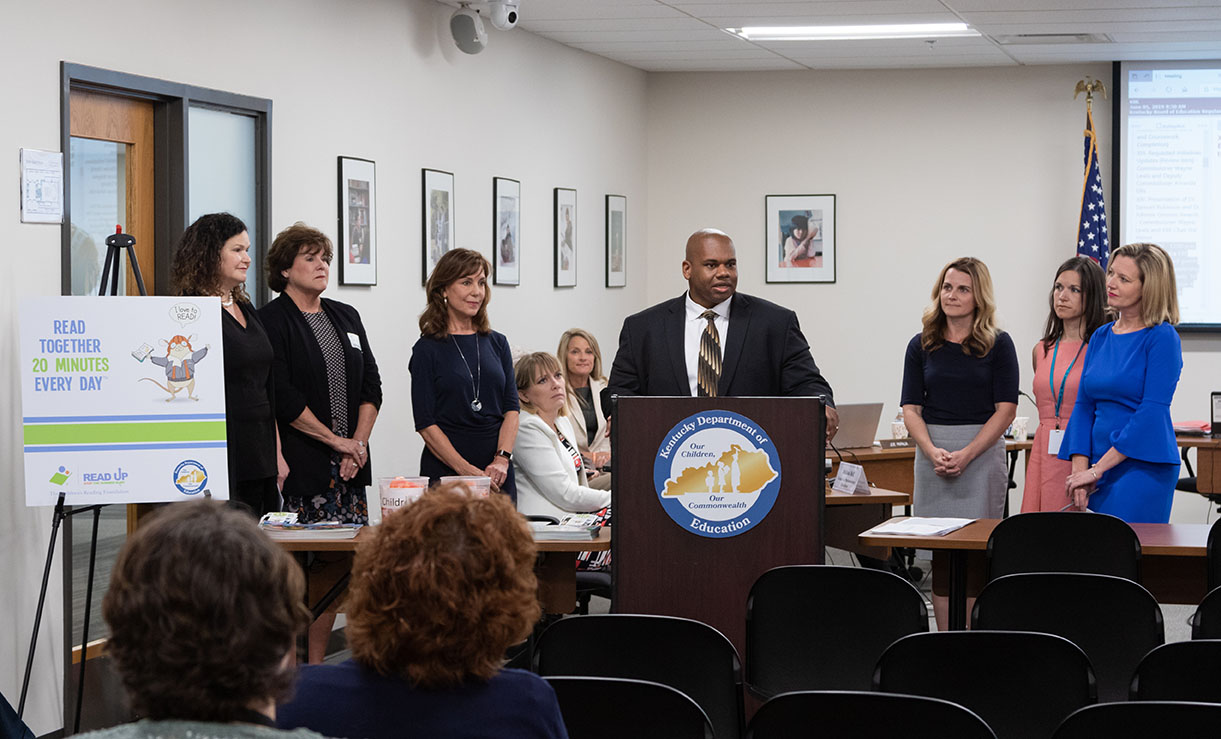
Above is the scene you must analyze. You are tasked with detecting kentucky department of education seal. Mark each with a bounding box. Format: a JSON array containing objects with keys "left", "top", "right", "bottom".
[{"left": 653, "top": 410, "right": 781, "bottom": 538}]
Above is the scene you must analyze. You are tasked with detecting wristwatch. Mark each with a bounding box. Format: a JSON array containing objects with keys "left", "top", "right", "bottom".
[{"left": 496, "top": 449, "right": 513, "bottom": 461}]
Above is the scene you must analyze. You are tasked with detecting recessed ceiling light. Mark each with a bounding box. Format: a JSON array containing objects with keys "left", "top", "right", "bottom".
[{"left": 730, "top": 23, "right": 980, "bottom": 41}]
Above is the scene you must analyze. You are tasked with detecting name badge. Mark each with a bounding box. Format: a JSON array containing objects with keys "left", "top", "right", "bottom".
[
  {"left": 1048, "top": 429, "right": 1065, "bottom": 455},
  {"left": 347, "top": 332, "right": 362, "bottom": 351}
]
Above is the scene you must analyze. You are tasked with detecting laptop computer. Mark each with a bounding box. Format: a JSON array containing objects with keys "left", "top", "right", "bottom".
[{"left": 827, "top": 402, "right": 884, "bottom": 449}]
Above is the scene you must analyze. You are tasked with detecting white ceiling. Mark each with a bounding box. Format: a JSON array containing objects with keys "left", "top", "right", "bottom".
[{"left": 511, "top": 0, "right": 1221, "bottom": 72}]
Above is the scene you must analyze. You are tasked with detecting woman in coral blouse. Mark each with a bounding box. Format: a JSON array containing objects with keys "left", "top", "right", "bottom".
[{"left": 1021, "top": 257, "right": 1106, "bottom": 512}]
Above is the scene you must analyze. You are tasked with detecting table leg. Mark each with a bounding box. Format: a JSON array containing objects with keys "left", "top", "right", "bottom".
[{"left": 949, "top": 550, "right": 967, "bottom": 630}]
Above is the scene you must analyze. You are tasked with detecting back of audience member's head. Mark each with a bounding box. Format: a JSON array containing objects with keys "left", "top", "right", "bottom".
[
  {"left": 103, "top": 500, "right": 309, "bottom": 721},
  {"left": 345, "top": 483, "right": 539, "bottom": 688}
]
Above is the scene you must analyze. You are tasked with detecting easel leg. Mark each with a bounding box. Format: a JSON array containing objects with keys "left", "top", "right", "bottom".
[
  {"left": 19, "top": 494, "right": 66, "bottom": 718},
  {"left": 73, "top": 507, "right": 101, "bottom": 733}
]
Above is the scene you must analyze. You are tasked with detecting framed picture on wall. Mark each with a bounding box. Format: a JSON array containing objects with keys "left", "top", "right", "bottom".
[
  {"left": 765, "top": 193, "right": 836, "bottom": 284},
  {"left": 605, "top": 194, "right": 626, "bottom": 287},
  {"left": 337, "top": 157, "right": 377, "bottom": 286},
  {"left": 422, "top": 168, "right": 455, "bottom": 285},
  {"left": 493, "top": 177, "right": 520, "bottom": 286},
  {"left": 554, "top": 187, "right": 577, "bottom": 287}
]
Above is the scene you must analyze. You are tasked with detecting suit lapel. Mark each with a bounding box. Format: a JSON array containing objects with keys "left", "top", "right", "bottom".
[
  {"left": 664, "top": 297, "right": 691, "bottom": 396},
  {"left": 718, "top": 293, "right": 750, "bottom": 395}
]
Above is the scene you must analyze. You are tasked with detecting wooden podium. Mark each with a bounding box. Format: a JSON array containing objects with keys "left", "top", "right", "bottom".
[{"left": 612, "top": 396, "right": 825, "bottom": 656}]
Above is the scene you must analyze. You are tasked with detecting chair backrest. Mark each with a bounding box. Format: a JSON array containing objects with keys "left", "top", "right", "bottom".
[
  {"left": 1207, "top": 518, "right": 1221, "bottom": 594},
  {"left": 971, "top": 572, "right": 1163, "bottom": 703},
  {"left": 745, "top": 690, "right": 996, "bottom": 739},
  {"left": 545, "top": 676, "right": 713, "bottom": 739},
  {"left": 1190, "top": 586, "right": 1221, "bottom": 639},
  {"left": 534, "top": 614, "right": 743, "bottom": 739},
  {"left": 1130, "top": 640, "right": 1221, "bottom": 702},
  {"left": 745, "top": 565, "right": 928, "bottom": 697},
  {"left": 1052, "top": 701, "right": 1221, "bottom": 738},
  {"left": 874, "top": 631, "right": 1096, "bottom": 739},
  {"left": 986, "top": 511, "right": 1141, "bottom": 581}
]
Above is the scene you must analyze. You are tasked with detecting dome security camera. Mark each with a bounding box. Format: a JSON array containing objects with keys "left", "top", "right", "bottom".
[
  {"left": 450, "top": 6, "right": 488, "bottom": 54},
  {"left": 488, "top": 1, "right": 519, "bottom": 31}
]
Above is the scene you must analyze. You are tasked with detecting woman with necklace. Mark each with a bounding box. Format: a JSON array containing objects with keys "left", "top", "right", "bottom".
[
  {"left": 557, "top": 328, "right": 612, "bottom": 489},
  {"left": 1061, "top": 244, "right": 1183, "bottom": 522},
  {"left": 901, "top": 257, "right": 1018, "bottom": 630},
  {"left": 171, "top": 213, "right": 286, "bottom": 516},
  {"left": 410, "top": 249, "right": 517, "bottom": 498},
  {"left": 1021, "top": 257, "right": 1106, "bottom": 512}
]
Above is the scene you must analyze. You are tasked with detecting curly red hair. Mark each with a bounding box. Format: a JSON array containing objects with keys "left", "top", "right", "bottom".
[{"left": 345, "top": 483, "right": 539, "bottom": 688}]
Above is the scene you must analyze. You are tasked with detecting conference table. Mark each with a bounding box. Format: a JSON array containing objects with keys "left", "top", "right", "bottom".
[
  {"left": 276, "top": 527, "right": 612, "bottom": 617},
  {"left": 1179, "top": 435, "right": 1221, "bottom": 494},
  {"left": 859, "top": 518, "right": 1211, "bottom": 630},
  {"left": 831, "top": 439, "right": 1034, "bottom": 499}
]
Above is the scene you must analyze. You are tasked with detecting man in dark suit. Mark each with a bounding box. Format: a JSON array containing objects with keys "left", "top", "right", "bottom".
[{"left": 608, "top": 228, "right": 840, "bottom": 440}]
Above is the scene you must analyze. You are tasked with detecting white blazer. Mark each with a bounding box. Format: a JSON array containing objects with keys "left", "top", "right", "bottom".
[
  {"left": 514, "top": 411, "right": 611, "bottom": 520},
  {"left": 563, "top": 376, "right": 610, "bottom": 457}
]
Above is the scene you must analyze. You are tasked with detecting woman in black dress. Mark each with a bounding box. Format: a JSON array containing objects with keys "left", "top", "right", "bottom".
[
  {"left": 171, "top": 213, "right": 286, "bottom": 515},
  {"left": 409, "top": 249, "right": 518, "bottom": 498},
  {"left": 260, "top": 223, "right": 382, "bottom": 662}
]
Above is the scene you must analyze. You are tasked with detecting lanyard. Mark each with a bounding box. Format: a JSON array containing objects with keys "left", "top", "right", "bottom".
[{"left": 1049, "top": 339, "right": 1085, "bottom": 428}]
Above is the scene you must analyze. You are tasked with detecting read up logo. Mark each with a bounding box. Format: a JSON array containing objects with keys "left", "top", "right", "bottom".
[
  {"left": 653, "top": 410, "right": 781, "bottom": 538},
  {"left": 49, "top": 466, "right": 72, "bottom": 485}
]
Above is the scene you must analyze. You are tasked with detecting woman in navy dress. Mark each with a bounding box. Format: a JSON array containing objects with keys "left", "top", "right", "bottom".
[
  {"left": 1061, "top": 243, "right": 1182, "bottom": 523},
  {"left": 409, "top": 249, "right": 518, "bottom": 499}
]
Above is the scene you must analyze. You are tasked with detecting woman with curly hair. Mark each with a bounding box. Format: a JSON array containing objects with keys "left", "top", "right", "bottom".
[
  {"left": 81, "top": 501, "right": 319, "bottom": 738},
  {"left": 172, "top": 213, "right": 286, "bottom": 515},
  {"left": 277, "top": 484, "right": 567, "bottom": 738},
  {"left": 900, "top": 257, "right": 1018, "bottom": 629}
]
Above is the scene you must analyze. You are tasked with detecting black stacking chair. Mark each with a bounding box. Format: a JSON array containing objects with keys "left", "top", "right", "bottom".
[
  {"left": 986, "top": 511, "right": 1140, "bottom": 582},
  {"left": 971, "top": 572, "right": 1163, "bottom": 703},
  {"left": 745, "top": 565, "right": 928, "bottom": 698},
  {"left": 875, "top": 631, "right": 1096, "bottom": 739},
  {"left": 545, "top": 676, "right": 713, "bottom": 739},
  {"left": 1130, "top": 640, "right": 1221, "bottom": 702},
  {"left": 1052, "top": 701, "right": 1221, "bottom": 738},
  {"left": 745, "top": 690, "right": 995, "bottom": 739},
  {"left": 1190, "top": 586, "right": 1221, "bottom": 639},
  {"left": 574, "top": 570, "right": 611, "bottom": 614},
  {"left": 534, "top": 614, "right": 743, "bottom": 739}
]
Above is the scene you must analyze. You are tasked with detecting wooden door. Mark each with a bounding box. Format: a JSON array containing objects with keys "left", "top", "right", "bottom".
[{"left": 69, "top": 89, "right": 155, "bottom": 295}]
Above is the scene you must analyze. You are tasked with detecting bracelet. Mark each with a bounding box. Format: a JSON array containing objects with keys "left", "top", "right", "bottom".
[
  {"left": 1089, "top": 467, "right": 1098, "bottom": 481},
  {"left": 356, "top": 440, "right": 366, "bottom": 448}
]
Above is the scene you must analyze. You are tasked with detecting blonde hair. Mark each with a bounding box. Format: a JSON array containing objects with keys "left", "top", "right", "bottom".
[
  {"left": 514, "top": 352, "right": 565, "bottom": 417},
  {"left": 557, "top": 328, "right": 605, "bottom": 407},
  {"left": 921, "top": 257, "right": 1000, "bottom": 357},
  {"left": 1110, "top": 243, "right": 1180, "bottom": 326}
]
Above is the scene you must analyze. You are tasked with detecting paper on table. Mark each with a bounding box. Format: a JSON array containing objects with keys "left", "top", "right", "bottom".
[{"left": 867, "top": 517, "right": 975, "bottom": 537}]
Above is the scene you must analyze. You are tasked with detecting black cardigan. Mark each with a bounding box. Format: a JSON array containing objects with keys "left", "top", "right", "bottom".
[{"left": 259, "top": 294, "right": 382, "bottom": 497}]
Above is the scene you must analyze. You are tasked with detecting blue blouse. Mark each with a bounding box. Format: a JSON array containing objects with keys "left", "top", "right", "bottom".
[
  {"left": 1059, "top": 321, "right": 1181, "bottom": 465},
  {"left": 409, "top": 331, "right": 519, "bottom": 436},
  {"left": 900, "top": 332, "right": 1019, "bottom": 425}
]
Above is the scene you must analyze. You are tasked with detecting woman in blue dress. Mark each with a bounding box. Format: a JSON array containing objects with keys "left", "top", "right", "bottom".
[
  {"left": 1061, "top": 243, "right": 1182, "bottom": 523},
  {"left": 409, "top": 249, "right": 518, "bottom": 499}
]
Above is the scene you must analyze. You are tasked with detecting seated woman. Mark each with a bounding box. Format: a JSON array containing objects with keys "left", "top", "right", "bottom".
[
  {"left": 82, "top": 501, "right": 317, "bottom": 739},
  {"left": 514, "top": 351, "right": 612, "bottom": 571},
  {"left": 277, "top": 485, "right": 568, "bottom": 739},
  {"left": 558, "top": 329, "right": 612, "bottom": 489}
]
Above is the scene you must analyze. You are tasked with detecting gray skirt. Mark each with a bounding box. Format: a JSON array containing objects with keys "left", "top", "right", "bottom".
[{"left": 913, "top": 423, "right": 1007, "bottom": 519}]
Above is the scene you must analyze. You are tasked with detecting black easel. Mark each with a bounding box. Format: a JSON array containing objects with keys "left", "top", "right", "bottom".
[{"left": 19, "top": 227, "right": 147, "bottom": 732}]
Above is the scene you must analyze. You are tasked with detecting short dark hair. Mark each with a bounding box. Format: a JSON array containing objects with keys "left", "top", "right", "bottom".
[
  {"left": 419, "top": 248, "right": 492, "bottom": 338},
  {"left": 790, "top": 214, "right": 809, "bottom": 230},
  {"left": 171, "top": 213, "right": 251, "bottom": 303},
  {"left": 266, "top": 222, "right": 333, "bottom": 293},
  {"left": 102, "top": 501, "right": 309, "bottom": 721},
  {"left": 345, "top": 484, "right": 539, "bottom": 688}
]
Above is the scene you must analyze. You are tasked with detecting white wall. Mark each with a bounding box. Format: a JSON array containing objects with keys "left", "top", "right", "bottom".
[
  {"left": 645, "top": 65, "right": 1218, "bottom": 522},
  {"left": 0, "top": 0, "right": 648, "bottom": 732}
]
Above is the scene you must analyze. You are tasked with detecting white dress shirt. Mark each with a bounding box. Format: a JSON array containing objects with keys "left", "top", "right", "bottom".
[{"left": 684, "top": 292, "right": 732, "bottom": 396}]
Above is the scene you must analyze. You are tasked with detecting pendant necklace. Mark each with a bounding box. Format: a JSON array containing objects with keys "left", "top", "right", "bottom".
[{"left": 452, "top": 333, "right": 483, "bottom": 412}]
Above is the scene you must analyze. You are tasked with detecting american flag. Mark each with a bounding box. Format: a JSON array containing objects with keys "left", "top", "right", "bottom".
[{"left": 1077, "top": 109, "right": 1110, "bottom": 271}]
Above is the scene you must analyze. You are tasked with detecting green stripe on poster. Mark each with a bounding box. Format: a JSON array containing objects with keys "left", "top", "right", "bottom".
[{"left": 23, "top": 421, "right": 227, "bottom": 445}]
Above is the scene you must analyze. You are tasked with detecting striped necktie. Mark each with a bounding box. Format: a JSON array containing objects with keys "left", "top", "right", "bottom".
[{"left": 697, "top": 310, "right": 722, "bottom": 397}]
